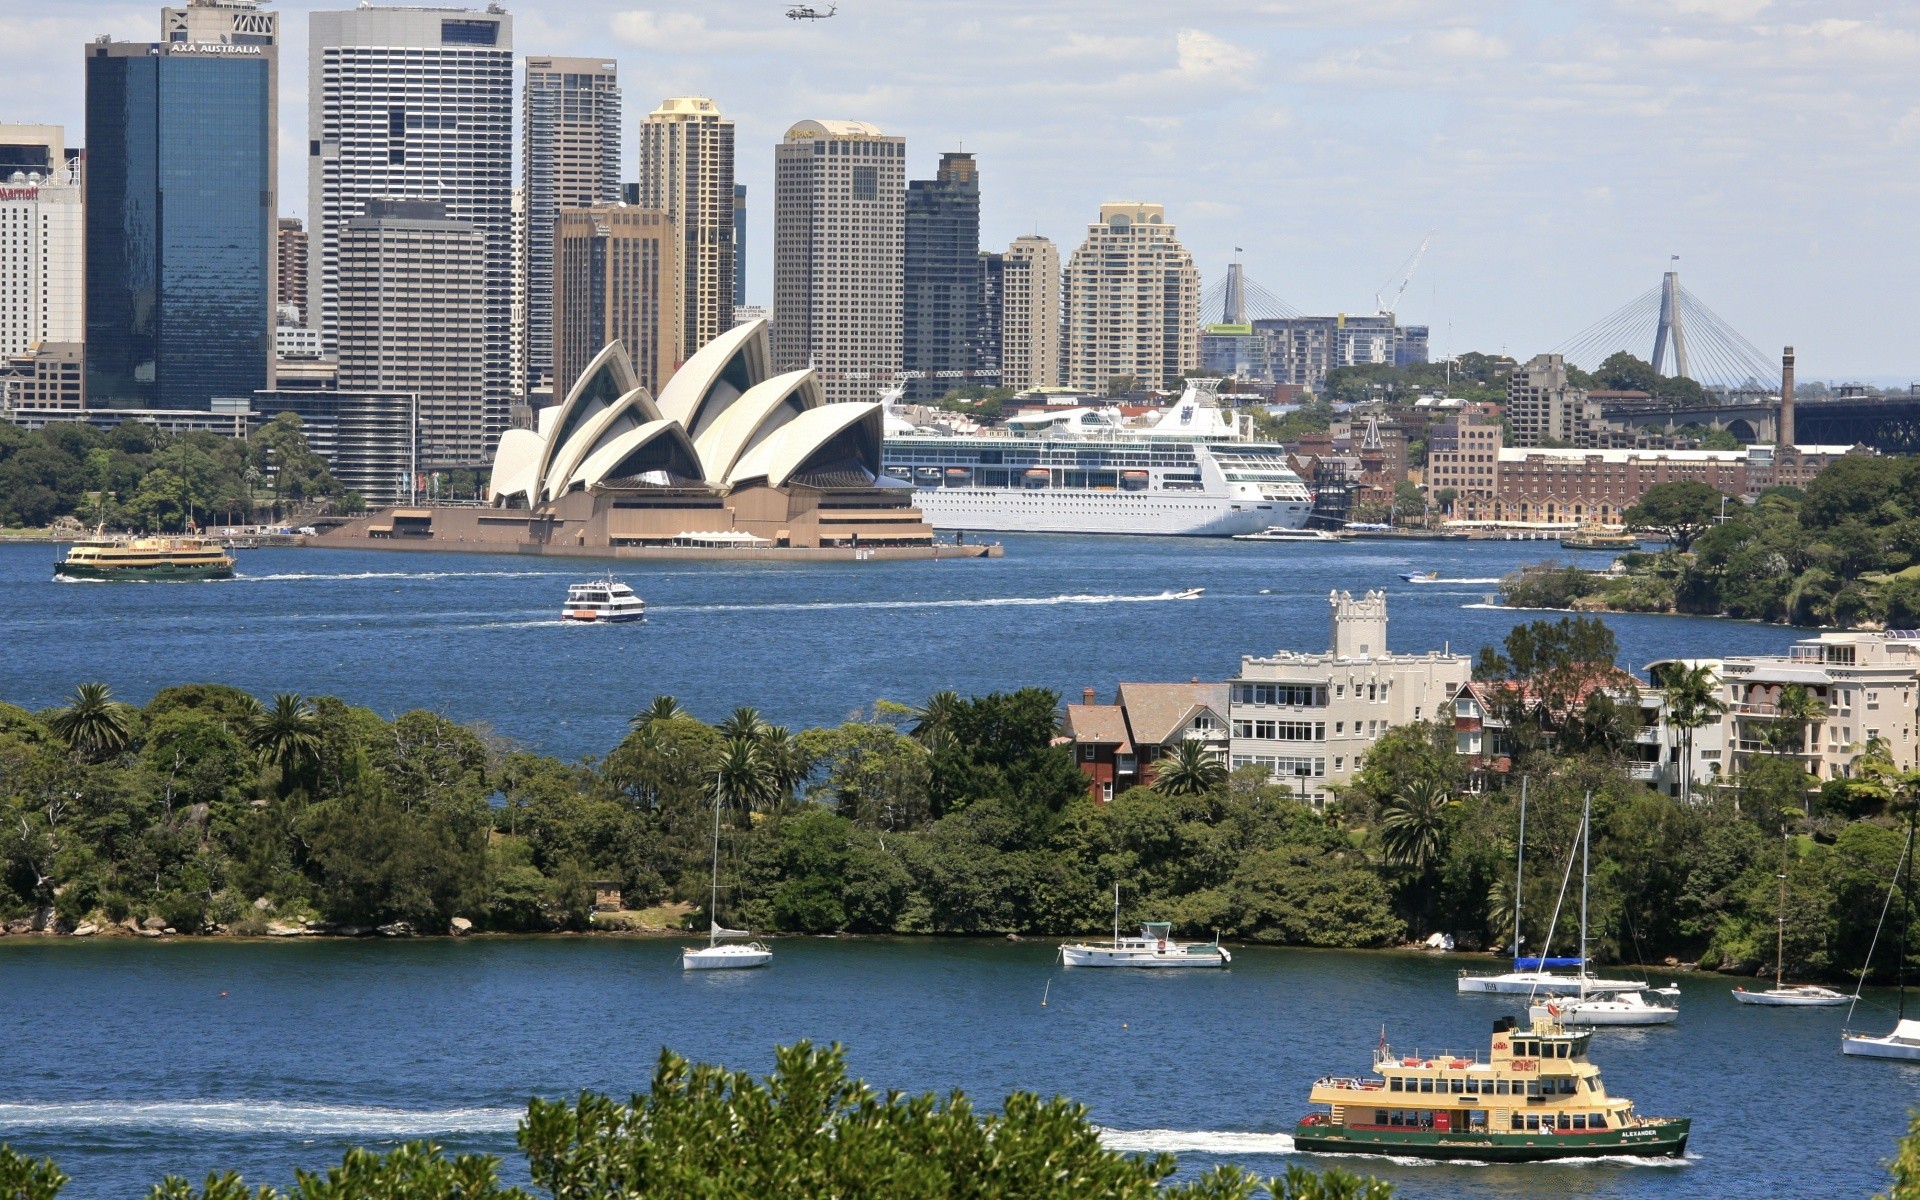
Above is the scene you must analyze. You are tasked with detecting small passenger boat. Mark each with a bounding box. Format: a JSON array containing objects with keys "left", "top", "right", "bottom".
[
  {"left": 1171, "top": 587, "right": 1205, "bottom": 600},
  {"left": 1293, "top": 1009, "right": 1690, "bottom": 1162},
  {"left": 561, "top": 576, "right": 646, "bottom": 623},
  {"left": 1232, "top": 527, "right": 1345, "bottom": 543},
  {"left": 1558, "top": 526, "right": 1639, "bottom": 551},
  {"left": 1060, "top": 887, "right": 1229, "bottom": 968},
  {"left": 1400, "top": 570, "right": 1439, "bottom": 583}
]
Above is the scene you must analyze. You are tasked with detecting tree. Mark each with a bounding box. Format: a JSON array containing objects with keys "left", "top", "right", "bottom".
[
  {"left": 1623, "top": 480, "right": 1726, "bottom": 552},
  {"left": 1105, "top": 374, "right": 1140, "bottom": 396},
  {"left": 629, "top": 695, "right": 685, "bottom": 731},
  {"left": 1655, "top": 662, "right": 1727, "bottom": 803},
  {"left": 250, "top": 693, "right": 322, "bottom": 791},
  {"left": 48, "top": 682, "right": 135, "bottom": 762},
  {"left": 1152, "top": 739, "right": 1227, "bottom": 797},
  {"left": 1378, "top": 776, "right": 1455, "bottom": 873},
  {"left": 1881, "top": 1107, "right": 1920, "bottom": 1200},
  {"left": 1761, "top": 684, "right": 1826, "bottom": 764}
]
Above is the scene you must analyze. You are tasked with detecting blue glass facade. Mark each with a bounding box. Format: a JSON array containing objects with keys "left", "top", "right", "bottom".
[{"left": 86, "top": 45, "right": 271, "bottom": 410}]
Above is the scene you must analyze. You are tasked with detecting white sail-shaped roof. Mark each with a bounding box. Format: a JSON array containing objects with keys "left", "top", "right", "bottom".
[
  {"left": 692, "top": 368, "right": 821, "bottom": 484},
  {"left": 541, "top": 385, "right": 663, "bottom": 501},
  {"left": 726, "top": 402, "right": 883, "bottom": 489},
  {"left": 488, "top": 428, "right": 546, "bottom": 504},
  {"left": 533, "top": 344, "right": 646, "bottom": 499},
  {"left": 655, "top": 319, "right": 770, "bottom": 440},
  {"left": 565, "top": 420, "right": 703, "bottom": 492}
]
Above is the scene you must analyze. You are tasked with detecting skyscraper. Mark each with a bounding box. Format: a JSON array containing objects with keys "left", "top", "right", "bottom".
[
  {"left": 276, "top": 217, "right": 308, "bottom": 322},
  {"left": 336, "top": 200, "right": 485, "bottom": 469},
  {"left": 0, "top": 125, "right": 82, "bottom": 362},
  {"left": 902, "top": 151, "right": 980, "bottom": 401},
  {"left": 999, "top": 235, "right": 1061, "bottom": 391},
  {"left": 1063, "top": 203, "right": 1199, "bottom": 393},
  {"left": 522, "top": 56, "right": 621, "bottom": 394},
  {"left": 85, "top": 11, "right": 276, "bottom": 410},
  {"left": 733, "top": 183, "right": 748, "bottom": 306},
  {"left": 554, "top": 206, "right": 678, "bottom": 398},
  {"left": 773, "top": 120, "right": 904, "bottom": 405},
  {"left": 638, "top": 97, "right": 735, "bottom": 359},
  {"left": 969, "top": 251, "right": 1004, "bottom": 391},
  {"left": 308, "top": 5, "right": 511, "bottom": 461}
]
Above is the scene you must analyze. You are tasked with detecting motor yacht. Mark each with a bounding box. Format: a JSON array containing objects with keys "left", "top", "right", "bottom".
[{"left": 562, "top": 576, "right": 646, "bottom": 623}]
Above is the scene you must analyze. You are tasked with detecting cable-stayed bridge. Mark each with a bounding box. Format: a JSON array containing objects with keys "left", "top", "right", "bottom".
[{"left": 1555, "top": 266, "right": 1778, "bottom": 392}]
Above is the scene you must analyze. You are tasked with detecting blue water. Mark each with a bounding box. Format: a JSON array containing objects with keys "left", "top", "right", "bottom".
[
  {"left": 0, "top": 538, "right": 1801, "bottom": 759},
  {"left": 0, "top": 938, "right": 1911, "bottom": 1199},
  {"left": 3, "top": 537, "right": 1882, "bottom": 1197}
]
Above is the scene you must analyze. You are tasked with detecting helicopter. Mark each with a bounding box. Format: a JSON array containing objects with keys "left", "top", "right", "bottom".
[{"left": 785, "top": 3, "right": 836, "bottom": 18}]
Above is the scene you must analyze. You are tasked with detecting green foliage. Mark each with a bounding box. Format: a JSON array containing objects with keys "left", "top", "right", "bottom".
[
  {"left": 1497, "top": 562, "right": 1602, "bottom": 611},
  {"left": 1622, "top": 480, "right": 1726, "bottom": 552},
  {"left": 0, "top": 1145, "right": 69, "bottom": 1200},
  {"left": 1154, "top": 740, "right": 1228, "bottom": 796},
  {"left": 1881, "top": 1108, "right": 1920, "bottom": 1200},
  {"left": 1252, "top": 399, "right": 1334, "bottom": 442}
]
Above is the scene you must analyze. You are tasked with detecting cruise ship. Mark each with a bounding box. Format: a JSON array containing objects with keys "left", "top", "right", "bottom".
[{"left": 880, "top": 380, "right": 1313, "bottom": 537}]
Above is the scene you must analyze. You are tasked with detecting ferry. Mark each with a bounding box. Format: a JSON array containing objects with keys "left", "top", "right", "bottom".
[
  {"left": 881, "top": 379, "right": 1313, "bottom": 537},
  {"left": 1294, "top": 1009, "right": 1690, "bottom": 1162},
  {"left": 54, "top": 535, "right": 235, "bottom": 581},
  {"left": 1559, "top": 526, "right": 1640, "bottom": 551},
  {"left": 561, "top": 577, "right": 646, "bottom": 623},
  {"left": 1233, "top": 527, "right": 1347, "bottom": 543}
]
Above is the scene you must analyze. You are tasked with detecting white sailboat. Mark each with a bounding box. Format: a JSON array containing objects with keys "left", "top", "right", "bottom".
[
  {"left": 1458, "top": 780, "right": 1645, "bottom": 996},
  {"left": 1842, "top": 825, "right": 1918, "bottom": 1058},
  {"left": 682, "top": 792, "right": 771, "bottom": 971},
  {"left": 1553, "top": 793, "right": 1677, "bottom": 1028},
  {"left": 1733, "top": 833, "right": 1855, "bottom": 1007},
  {"left": 1059, "top": 885, "right": 1230, "bottom": 968}
]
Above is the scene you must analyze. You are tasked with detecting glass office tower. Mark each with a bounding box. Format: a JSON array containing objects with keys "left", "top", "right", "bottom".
[{"left": 85, "top": 38, "right": 274, "bottom": 409}]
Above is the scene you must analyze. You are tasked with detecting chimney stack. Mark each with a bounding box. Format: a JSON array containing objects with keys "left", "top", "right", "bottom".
[
  {"left": 1083, "top": 687, "right": 1096, "bottom": 706},
  {"left": 1780, "top": 346, "right": 1796, "bottom": 451}
]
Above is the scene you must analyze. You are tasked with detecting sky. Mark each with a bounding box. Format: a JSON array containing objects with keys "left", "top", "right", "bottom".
[{"left": 8, "top": 0, "right": 1920, "bottom": 382}]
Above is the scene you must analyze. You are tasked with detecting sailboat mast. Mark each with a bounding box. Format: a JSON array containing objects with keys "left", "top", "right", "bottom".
[
  {"left": 1777, "top": 832, "right": 1789, "bottom": 992},
  {"left": 709, "top": 790, "right": 723, "bottom": 949},
  {"left": 1903, "top": 816, "right": 1914, "bottom": 1021},
  {"left": 1578, "top": 791, "right": 1591, "bottom": 987},
  {"left": 1113, "top": 882, "right": 1121, "bottom": 947},
  {"left": 1512, "top": 777, "right": 1528, "bottom": 963}
]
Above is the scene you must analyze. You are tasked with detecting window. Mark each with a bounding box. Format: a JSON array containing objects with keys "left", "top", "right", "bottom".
[
  {"left": 1494, "top": 1079, "right": 1508, "bottom": 1096},
  {"left": 1081, "top": 745, "right": 1095, "bottom": 761},
  {"left": 441, "top": 18, "right": 500, "bottom": 44},
  {"left": 1418, "top": 1078, "right": 1433, "bottom": 1094},
  {"left": 1101, "top": 782, "right": 1113, "bottom": 802},
  {"left": 1590, "top": 1112, "right": 1607, "bottom": 1129},
  {"left": 1389, "top": 1078, "right": 1402, "bottom": 1093},
  {"left": 852, "top": 166, "right": 878, "bottom": 200}
]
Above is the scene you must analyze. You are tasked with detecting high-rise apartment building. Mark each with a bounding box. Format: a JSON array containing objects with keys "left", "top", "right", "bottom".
[
  {"left": 553, "top": 206, "right": 678, "bottom": 399},
  {"left": 637, "top": 97, "right": 735, "bottom": 359},
  {"left": 0, "top": 125, "right": 82, "bottom": 362},
  {"left": 1254, "top": 314, "right": 1429, "bottom": 391},
  {"left": 773, "top": 119, "right": 905, "bottom": 405},
  {"left": 276, "top": 217, "right": 309, "bottom": 323},
  {"left": 509, "top": 185, "right": 527, "bottom": 416},
  {"left": 336, "top": 200, "right": 486, "bottom": 470},
  {"left": 522, "top": 56, "right": 621, "bottom": 394},
  {"left": 999, "top": 234, "right": 1060, "bottom": 391},
  {"left": 85, "top": 12, "right": 276, "bottom": 410},
  {"left": 734, "top": 183, "right": 748, "bottom": 304},
  {"left": 308, "top": 5, "right": 511, "bottom": 461},
  {"left": 1506, "top": 353, "right": 1590, "bottom": 448},
  {"left": 970, "top": 251, "right": 1004, "bottom": 391},
  {"left": 1063, "top": 203, "right": 1199, "bottom": 393},
  {"left": 902, "top": 151, "right": 980, "bottom": 401}
]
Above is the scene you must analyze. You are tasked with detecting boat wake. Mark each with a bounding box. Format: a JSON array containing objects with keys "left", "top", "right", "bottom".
[
  {"left": 238, "top": 570, "right": 566, "bottom": 583},
  {"left": 663, "top": 590, "right": 1200, "bottom": 615},
  {"left": 1097, "top": 1129, "right": 1296, "bottom": 1156},
  {"left": 1429, "top": 577, "right": 1501, "bottom": 585},
  {"left": 0, "top": 1100, "right": 522, "bottom": 1138}
]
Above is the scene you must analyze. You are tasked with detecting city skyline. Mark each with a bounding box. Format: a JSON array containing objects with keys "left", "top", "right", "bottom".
[{"left": 10, "top": 1, "right": 1920, "bottom": 382}]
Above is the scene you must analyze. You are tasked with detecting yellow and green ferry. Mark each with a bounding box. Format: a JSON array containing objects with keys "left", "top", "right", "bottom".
[
  {"left": 1294, "top": 1007, "right": 1689, "bottom": 1162},
  {"left": 55, "top": 536, "right": 236, "bottom": 582}
]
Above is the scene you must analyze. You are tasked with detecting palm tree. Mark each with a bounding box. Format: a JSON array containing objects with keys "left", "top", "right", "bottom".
[
  {"left": 250, "top": 693, "right": 321, "bottom": 789},
  {"left": 1659, "top": 662, "right": 1727, "bottom": 804},
  {"left": 48, "top": 682, "right": 134, "bottom": 762},
  {"left": 1151, "top": 739, "right": 1227, "bottom": 797},
  {"left": 712, "top": 736, "right": 779, "bottom": 828},
  {"left": 629, "top": 695, "right": 686, "bottom": 731},
  {"left": 717, "top": 706, "right": 768, "bottom": 744},
  {"left": 910, "top": 691, "right": 963, "bottom": 752},
  {"left": 1762, "top": 684, "right": 1827, "bottom": 757},
  {"left": 1378, "top": 776, "right": 1457, "bottom": 872}
]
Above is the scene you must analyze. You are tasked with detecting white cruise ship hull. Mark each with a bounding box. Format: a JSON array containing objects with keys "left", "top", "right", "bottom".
[{"left": 910, "top": 486, "right": 1308, "bottom": 537}]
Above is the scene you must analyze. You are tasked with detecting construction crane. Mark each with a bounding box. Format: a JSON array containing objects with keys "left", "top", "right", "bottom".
[{"left": 1374, "top": 229, "right": 1435, "bottom": 316}]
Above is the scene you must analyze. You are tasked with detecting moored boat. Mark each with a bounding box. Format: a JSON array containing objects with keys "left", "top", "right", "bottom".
[
  {"left": 1293, "top": 1009, "right": 1690, "bottom": 1162},
  {"left": 1735, "top": 833, "right": 1855, "bottom": 1007},
  {"left": 1060, "top": 886, "right": 1229, "bottom": 968},
  {"left": 1233, "top": 527, "right": 1346, "bottom": 543},
  {"left": 54, "top": 535, "right": 235, "bottom": 581},
  {"left": 1841, "top": 823, "right": 1918, "bottom": 1058},
  {"left": 561, "top": 576, "right": 646, "bottom": 623},
  {"left": 1554, "top": 989, "right": 1677, "bottom": 1027}
]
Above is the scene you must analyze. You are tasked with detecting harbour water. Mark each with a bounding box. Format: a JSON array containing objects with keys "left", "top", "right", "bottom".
[
  {"left": 0, "top": 936, "right": 1911, "bottom": 1200},
  {"left": 0, "top": 535, "right": 1878, "bottom": 1197},
  {"left": 0, "top": 537, "right": 1801, "bottom": 759}
]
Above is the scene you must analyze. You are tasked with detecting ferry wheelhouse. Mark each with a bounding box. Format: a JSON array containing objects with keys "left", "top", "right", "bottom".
[
  {"left": 54, "top": 536, "right": 235, "bottom": 581},
  {"left": 1294, "top": 1009, "right": 1689, "bottom": 1162},
  {"left": 881, "top": 380, "right": 1312, "bottom": 537}
]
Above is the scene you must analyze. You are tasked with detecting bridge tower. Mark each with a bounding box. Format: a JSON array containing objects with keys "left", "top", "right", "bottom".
[
  {"left": 1651, "top": 267, "right": 1691, "bottom": 378},
  {"left": 1221, "top": 261, "right": 1247, "bottom": 325}
]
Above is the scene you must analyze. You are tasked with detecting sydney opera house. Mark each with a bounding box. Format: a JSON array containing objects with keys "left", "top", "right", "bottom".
[{"left": 319, "top": 320, "right": 954, "bottom": 557}]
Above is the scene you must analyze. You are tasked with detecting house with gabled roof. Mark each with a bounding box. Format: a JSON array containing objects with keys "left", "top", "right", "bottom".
[{"left": 1062, "top": 681, "right": 1229, "bottom": 802}]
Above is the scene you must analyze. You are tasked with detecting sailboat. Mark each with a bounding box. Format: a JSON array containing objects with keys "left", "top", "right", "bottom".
[
  {"left": 1059, "top": 884, "right": 1229, "bottom": 968},
  {"left": 1843, "top": 825, "right": 1919, "bottom": 1058},
  {"left": 1733, "top": 832, "right": 1855, "bottom": 1007},
  {"left": 1457, "top": 780, "right": 1645, "bottom": 996},
  {"left": 681, "top": 792, "right": 772, "bottom": 971},
  {"left": 1554, "top": 792, "right": 1678, "bottom": 1027}
]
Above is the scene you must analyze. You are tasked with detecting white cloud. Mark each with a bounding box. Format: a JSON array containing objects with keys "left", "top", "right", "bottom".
[{"left": 1175, "top": 29, "right": 1262, "bottom": 77}]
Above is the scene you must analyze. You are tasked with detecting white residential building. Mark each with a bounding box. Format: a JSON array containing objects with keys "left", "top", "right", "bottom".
[
  {"left": 0, "top": 125, "right": 82, "bottom": 361},
  {"left": 1716, "top": 631, "right": 1920, "bottom": 782},
  {"left": 1230, "top": 590, "right": 1472, "bottom": 809},
  {"left": 1000, "top": 235, "right": 1061, "bottom": 391},
  {"left": 773, "top": 119, "right": 905, "bottom": 405},
  {"left": 1063, "top": 202, "right": 1199, "bottom": 393}
]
